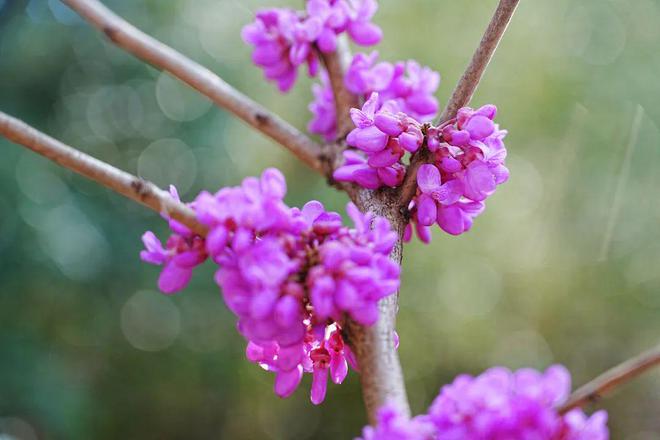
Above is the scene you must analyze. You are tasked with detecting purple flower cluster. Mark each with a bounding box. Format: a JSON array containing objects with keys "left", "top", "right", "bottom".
[
  {"left": 406, "top": 105, "right": 508, "bottom": 241},
  {"left": 333, "top": 95, "right": 508, "bottom": 241},
  {"left": 309, "top": 51, "right": 440, "bottom": 142},
  {"left": 359, "top": 366, "right": 609, "bottom": 440},
  {"left": 141, "top": 169, "right": 400, "bottom": 404},
  {"left": 356, "top": 403, "right": 436, "bottom": 440},
  {"left": 242, "top": 0, "right": 382, "bottom": 92}
]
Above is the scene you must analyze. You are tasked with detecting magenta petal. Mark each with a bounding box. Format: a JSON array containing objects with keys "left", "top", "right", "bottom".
[
  {"left": 260, "top": 168, "right": 287, "bottom": 199},
  {"left": 313, "top": 212, "right": 343, "bottom": 234},
  {"left": 377, "top": 166, "right": 403, "bottom": 187},
  {"left": 348, "top": 22, "right": 382, "bottom": 46},
  {"left": 436, "top": 204, "right": 463, "bottom": 236},
  {"left": 172, "top": 250, "right": 205, "bottom": 268},
  {"left": 374, "top": 112, "right": 403, "bottom": 136},
  {"left": 417, "top": 164, "right": 442, "bottom": 194},
  {"left": 491, "top": 164, "right": 510, "bottom": 185},
  {"left": 246, "top": 341, "right": 264, "bottom": 363},
  {"left": 301, "top": 200, "right": 325, "bottom": 224},
  {"left": 277, "top": 344, "right": 304, "bottom": 371},
  {"left": 542, "top": 364, "right": 571, "bottom": 406},
  {"left": 368, "top": 148, "right": 400, "bottom": 167},
  {"left": 274, "top": 365, "right": 303, "bottom": 398},
  {"left": 431, "top": 179, "right": 463, "bottom": 206},
  {"left": 464, "top": 115, "right": 495, "bottom": 140},
  {"left": 158, "top": 263, "right": 192, "bottom": 294},
  {"left": 475, "top": 104, "right": 497, "bottom": 119},
  {"left": 462, "top": 161, "right": 496, "bottom": 201},
  {"left": 250, "top": 290, "right": 279, "bottom": 319},
  {"left": 310, "top": 367, "right": 329, "bottom": 405},
  {"left": 353, "top": 167, "right": 382, "bottom": 189},
  {"left": 289, "top": 42, "right": 310, "bottom": 66},
  {"left": 345, "top": 346, "right": 359, "bottom": 371},
  {"left": 206, "top": 227, "right": 228, "bottom": 257},
  {"left": 350, "top": 126, "right": 389, "bottom": 153},
  {"left": 252, "top": 43, "right": 283, "bottom": 65},
  {"left": 310, "top": 277, "right": 336, "bottom": 320},
  {"left": 317, "top": 28, "right": 337, "bottom": 52},
  {"left": 332, "top": 164, "right": 361, "bottom": 182},
  {"left": 415, "top": 222, "right": 432, "bottom": 244},
  {"left": 274, "top": 295, "right": 301, "bottom": 328},
  {"left": 449, "top": 129, "right": 470, "bottom": 146},
  {"left": 330, "top": 354, "right": 348, "bottom": 384},
  {"left": 349, "top": 109, "right": 372, "bottom": 129},
  {"left": 406, "top": 94, "right": 438, "bottom": 118},
  {"left": 403, "top": 223, "right": 413, "bottom": 242},
  {"left": 351, "top": 302, "right": 379, "bottom": 326},
  {"left": 335, "top": 281, "right": 358, "bottom": 310},
  {"left": 439, "top": 156, "right": 463, "bottom": 174},
  {"left": 416, "top": 194, "right": 437, "bottom": 226},
  {"left": 398, "top": 131, "right": 421, "bottom": 153}
]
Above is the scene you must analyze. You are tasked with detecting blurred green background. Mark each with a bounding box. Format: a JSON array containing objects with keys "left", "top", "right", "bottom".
[{"left": 1, "top": 0, "right": 660, "bottom": 438}]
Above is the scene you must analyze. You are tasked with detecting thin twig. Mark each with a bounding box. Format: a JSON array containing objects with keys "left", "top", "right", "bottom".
[
  {"left": 62, "top": 0, "right": 325, "bottom": 175},
  {"left": 318, "top": 38, "right": 358, "bottom": 140},
  {"left": 398, "top": 0, "right": 520, "bottom": 208},
  {"left": 558, "top": 344, "right": 660, "bottom": 414},
  {"left": 0, "top": 111, "right": 207, "bottom": 236}
]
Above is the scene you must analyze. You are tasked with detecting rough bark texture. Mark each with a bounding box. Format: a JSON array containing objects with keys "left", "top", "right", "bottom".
[{"left": 346, "top": 187, "right": 411, "bottom": 421}]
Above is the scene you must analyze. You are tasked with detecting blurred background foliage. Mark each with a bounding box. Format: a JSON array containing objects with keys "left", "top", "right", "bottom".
[{"left": 1, "top": 0, "right": 660, "bottom": 438}]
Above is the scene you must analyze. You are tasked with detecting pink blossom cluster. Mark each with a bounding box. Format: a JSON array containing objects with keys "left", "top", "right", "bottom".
[
  {"left": 406, "top": 104, "right": 508, "bottom": 240},
  {"left": 356, "top": 403, "right": 436, "bottom": 440},
  {"left": 140, "top": 169, "right": 399, "bottom": 404},
  {"left": 242, "top": 0, "right": 382, "bottom": 92},
  {"left": 333, "top": 94, "right": 508, "bottom": 241},
  {"left": 358, "top": 365, "right": 609, "bottom": 440},
  {"left": 309, "top": 51, "right": 440, "bottom": 141}
]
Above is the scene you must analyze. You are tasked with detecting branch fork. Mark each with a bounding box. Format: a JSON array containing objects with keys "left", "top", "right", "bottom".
[{"left": 0, "top": 0, "right": 539, "bottom": 425}]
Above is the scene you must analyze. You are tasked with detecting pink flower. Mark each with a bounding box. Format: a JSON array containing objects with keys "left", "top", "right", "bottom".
[
  {"left": 141, "top": 169, "right": 401, "bottom": 405},
  {"left": 359, "top": 366, "right": 609, "bottom": 440},
  {"left": 140, "top": 187, "right": 208, "bottom": 294}
]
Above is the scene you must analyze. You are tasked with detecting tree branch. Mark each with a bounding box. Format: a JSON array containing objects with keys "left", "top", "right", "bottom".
[
  {"left": 398, "top": 0, "right": 520, "bottom": 208},
  {"left": 62, "top": 0, "right": 325, "bottom": 175},
  {"left": 346, "top": 187, "right": 411, "bottom": 423},
  {"left": 318, "top": 37, "right": 358, "bottom": 140},
  {"left": 0, "top": 111, "right": 207, "bottom": 236},
  {"left": 315, "top": 34, "right": 409, "bottom": 421},
  {"left": 558, "top": 343, "right": 660, "bottom": 414}
]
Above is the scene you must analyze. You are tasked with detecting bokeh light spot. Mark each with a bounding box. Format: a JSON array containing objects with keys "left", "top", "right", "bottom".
[
  {"left": 156, "top": 72, "right": 212, "bottom": 122},
  {"left": 137, "top": 138, "right": 197, "bottom": 195},
  {"left": 120, "top": 291, "right": 181, "bottom": 352},
  {"left": 437, "top": 257, "right": 502, "bottom": 318},
  {"left": 37, "top": 203, "right": 110, "bottom": 281},
  {"left": 0, "top": 417, "right": 38, "bottom": 440},
  {"left": 564, "top": 3, "right": 626, "bottom": 66}
]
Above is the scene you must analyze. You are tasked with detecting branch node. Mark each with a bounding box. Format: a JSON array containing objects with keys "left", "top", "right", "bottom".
[{"left": 102, "top": 25, "right": 119, "bottom": 41}]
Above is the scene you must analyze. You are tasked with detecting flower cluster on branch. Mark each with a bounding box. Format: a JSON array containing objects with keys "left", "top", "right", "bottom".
[
  {"left": 242, "top": 0, "right": 381, "bottom": 91},
  {"left": 358, "top": 366, "right": 609, "bottom": 440},
  {"left": 309, "top": 51, "right": 440, "bottom": 142},
  {"left": 142, "top": 169, "right": 399, "bottom": 404}
]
